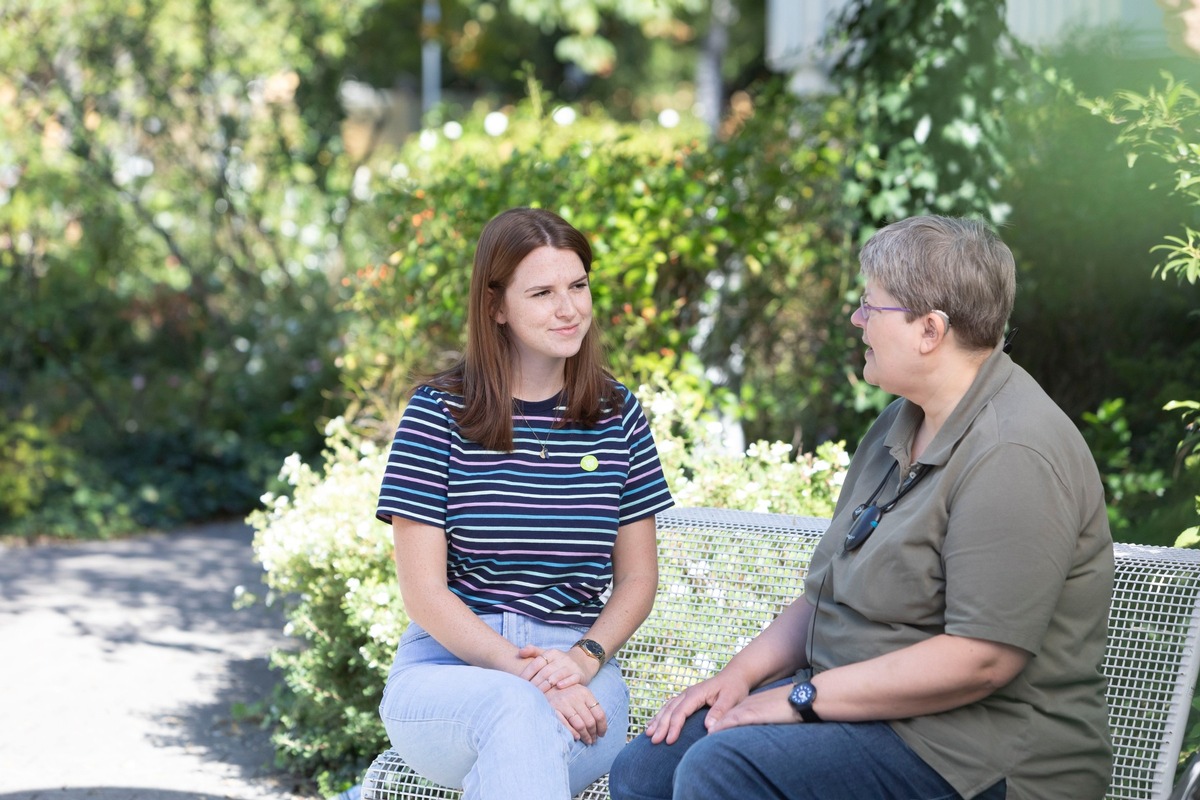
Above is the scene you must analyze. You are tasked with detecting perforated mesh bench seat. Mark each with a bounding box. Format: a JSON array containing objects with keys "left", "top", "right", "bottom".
[{"left": 361, "top": 507, "right": 1200, "bottom": 800}]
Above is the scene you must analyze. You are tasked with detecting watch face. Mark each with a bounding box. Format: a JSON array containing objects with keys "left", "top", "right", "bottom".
[
  {"left": 790, "top": 682, "right": 816, "bottom": 709},
  {"left": 575, "top": 638, "right": 605, "bottom": 661}
]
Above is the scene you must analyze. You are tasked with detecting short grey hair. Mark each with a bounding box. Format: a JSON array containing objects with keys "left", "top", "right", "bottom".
[{"left": 859, "top": 215, "right": 1015, "bottom": 351}]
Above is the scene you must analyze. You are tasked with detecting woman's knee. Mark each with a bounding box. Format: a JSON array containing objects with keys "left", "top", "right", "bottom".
[
  {"left": 672, "top": 732, "right": 762, "bottom": 800},
  {"left": 608, "top": 734, "right": 659, "bottom": 799},
  {"left": 382, "top": 667, "right": 559, "bottom": 750}
]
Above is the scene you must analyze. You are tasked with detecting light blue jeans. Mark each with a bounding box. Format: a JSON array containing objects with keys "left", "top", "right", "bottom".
[{"left": 379, "top": 611, "right": 630, "bottom": 800}]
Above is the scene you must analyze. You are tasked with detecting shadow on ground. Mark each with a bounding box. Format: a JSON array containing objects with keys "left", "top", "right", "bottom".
[{"left": 0, "top": 522, "right": 318, "bottom": 800}]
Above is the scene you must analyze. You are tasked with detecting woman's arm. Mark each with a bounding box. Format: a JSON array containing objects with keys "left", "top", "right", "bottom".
[
  {"left": 705, "top": 632, "right": 1029, "bottom": 732},
  {"left": 580, "top": 514, "right": 659, "bottom": 663},
  {"left": 522, "top": 514, "right": 659, "bottom": 688},
  {"left": 811, "top": 632, "right": 1030, "bottom": 720},
  {"left": 724, "top": 593, "right": 816, "bottom": 685},
  {"left": 391, "top": 516, "right": 530, "bottom": 675}
]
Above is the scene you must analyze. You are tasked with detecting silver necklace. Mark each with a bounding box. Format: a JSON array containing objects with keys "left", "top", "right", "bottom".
[{"left": 516, "top": 398, "right": 561, "bottom": 459}]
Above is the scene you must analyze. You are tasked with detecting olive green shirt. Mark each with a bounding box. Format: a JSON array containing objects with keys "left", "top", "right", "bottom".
[{"left": 804, "top": 347, "right": 1114, "bottom": 800}]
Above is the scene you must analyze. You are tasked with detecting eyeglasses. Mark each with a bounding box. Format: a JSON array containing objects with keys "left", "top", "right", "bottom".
[
  {"left": 859, "top": 296, "right": 912, "bottom": 321},
  {"left": 843, "top": 462, "right": 932, "bottom": 552},
  {"left": 858, "top": 296, "right": 953, "bottom": 327}
]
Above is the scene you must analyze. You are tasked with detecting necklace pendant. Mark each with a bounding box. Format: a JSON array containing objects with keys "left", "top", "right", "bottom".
[{"left": 540, "top": 447, "right": 547, "bottom": 459}]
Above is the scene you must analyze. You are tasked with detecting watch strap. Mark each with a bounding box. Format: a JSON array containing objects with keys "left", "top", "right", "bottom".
[{"left": 797, "top": 703, "right": 822, "bottom": 723}]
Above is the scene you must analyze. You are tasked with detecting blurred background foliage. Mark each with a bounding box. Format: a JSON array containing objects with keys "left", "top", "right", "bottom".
[
  {"left": 5, "top": 0, "right": 1200, "bottom": 790},
  {"left": 1, "top": 0, "right": 1197, "bottom": 544},
  {"left": 340, "top": 78, "right": 862, "bottom": 452}
]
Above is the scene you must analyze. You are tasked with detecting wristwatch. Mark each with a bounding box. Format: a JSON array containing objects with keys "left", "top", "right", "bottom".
[
  {"left": 573, "top": 638, "right": 606, "bottom": 664},
  {"left": 788, "top": 680, "right": 822, "bottom": 723}
]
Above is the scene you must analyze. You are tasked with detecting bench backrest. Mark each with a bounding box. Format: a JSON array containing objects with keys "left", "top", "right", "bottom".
[
  {"left": 361, "top": 507, "right": 1200, "bottom": 800},
  {"left": 620, "top": 508, "right": 1200, "bottom": 800}
]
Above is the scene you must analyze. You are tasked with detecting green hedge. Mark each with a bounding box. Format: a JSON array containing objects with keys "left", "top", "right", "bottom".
[{"left": 340, "top": 81, "right": 875, "bottom": 451}]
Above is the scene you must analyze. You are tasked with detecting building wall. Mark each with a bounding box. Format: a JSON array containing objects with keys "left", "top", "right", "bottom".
[{"left": 765, "top": 0, "right": 1180, "bottom": 93}]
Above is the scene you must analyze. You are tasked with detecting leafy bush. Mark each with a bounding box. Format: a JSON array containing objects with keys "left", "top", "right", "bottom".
[
  {"left": 0, "top": 406, "right": 145, "bottom": 539},
  {"left": 246, "top": 418, "right": 402, "bottom": 795},
  {"left": 341, "top": 79, "right": 869, "bottom": 452},
  {"left": 0, "top": 407, "right": 69, "bottom": 522},
  {"left": 1087, "top": 72, "right": 1200, "bottom": 772},
  {"left": 247, "top": 386, "right": 849, "bottom": 791},
  {"left": 1086, "top": 75, "right": 1200, "bottom": 546},
  {"left": 0, "top": 0, "right": 354, "bottom": 540},
  {"left": 1080, "top": 398, "right": 1169, "bottom": 534}
]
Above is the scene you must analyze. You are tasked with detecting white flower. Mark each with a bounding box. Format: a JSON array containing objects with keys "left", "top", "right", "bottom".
[
  {"left": 484, "top": 111, "right": 508, "bottom": 136},
  {"left": 914, "top": 114, "right": 932, "bottom": 144}
]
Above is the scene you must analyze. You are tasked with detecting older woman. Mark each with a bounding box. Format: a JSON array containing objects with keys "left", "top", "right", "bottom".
[{"left": 608, "top": 215, "right": 1114, "bottom": 800}]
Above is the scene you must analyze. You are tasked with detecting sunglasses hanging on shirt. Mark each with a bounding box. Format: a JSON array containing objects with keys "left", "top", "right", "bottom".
[{"left": 843, "top": 461, "right": 933, "bottom": 553}]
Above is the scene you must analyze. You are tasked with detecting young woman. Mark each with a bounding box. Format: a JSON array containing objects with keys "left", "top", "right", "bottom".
[{"left": 375, "top": 207, "right": 674, "bottom": 799}]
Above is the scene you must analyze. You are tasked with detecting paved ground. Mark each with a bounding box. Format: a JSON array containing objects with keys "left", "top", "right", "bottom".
[{"left": 0, "top": 521, "right": 324, "bottom": 800}]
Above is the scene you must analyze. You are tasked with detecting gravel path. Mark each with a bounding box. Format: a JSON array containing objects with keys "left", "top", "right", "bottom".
[{"left": 0, "top": 521, "right": 323, "bottom": 800}]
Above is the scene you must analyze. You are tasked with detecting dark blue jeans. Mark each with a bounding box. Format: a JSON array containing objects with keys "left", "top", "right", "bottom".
[{"left": 608, "top": 696, "right": 1006, "bottom": 800}]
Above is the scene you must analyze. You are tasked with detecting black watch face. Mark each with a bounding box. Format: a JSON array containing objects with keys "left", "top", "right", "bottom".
[
  {"left": 579, "top": 639, "right": 604, "bottom": 659},
  {"left": 790, "top": 682, "right": 815, "bottom": 708}
]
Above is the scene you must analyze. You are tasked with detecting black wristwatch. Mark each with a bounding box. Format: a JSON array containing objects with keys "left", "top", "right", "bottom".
[
  {"left": 573, "top": 638, "right": 606, "bottom": 665},
  {"left": 788, "top": 680, "right": 822, "bottom": 723}
]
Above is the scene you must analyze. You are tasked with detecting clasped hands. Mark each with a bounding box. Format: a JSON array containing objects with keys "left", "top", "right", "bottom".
[{"left": 518, "top": 644, "right": 606, "bottom": 745}]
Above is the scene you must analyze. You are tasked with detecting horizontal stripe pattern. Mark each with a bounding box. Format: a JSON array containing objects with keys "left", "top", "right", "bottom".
[{"left": 376, "top": 381, "right": 674, "bottom": 625}]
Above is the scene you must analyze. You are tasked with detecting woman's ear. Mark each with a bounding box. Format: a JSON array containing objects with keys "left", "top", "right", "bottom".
[
  {"left": 919, "top": 314, "right": 946, "bottom": 353},
  {"left": 490, "top": 289, "right": 506, "bottom": 325}
]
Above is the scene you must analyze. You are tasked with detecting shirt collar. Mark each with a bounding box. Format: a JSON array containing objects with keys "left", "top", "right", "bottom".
[{"left": 883, "top": 343, "right": 1014, "bottom": 468}]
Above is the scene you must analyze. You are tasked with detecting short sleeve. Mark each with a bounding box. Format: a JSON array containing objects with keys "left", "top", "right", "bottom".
[
  {"left": 942, "top": 444, "right": 1079, "bottom": 654},
  {"left": 617, "top": 388, "right": 674, "bottom": 524},
  {"left": 375, "top": 387, "right": 453, "bottom": 529}
]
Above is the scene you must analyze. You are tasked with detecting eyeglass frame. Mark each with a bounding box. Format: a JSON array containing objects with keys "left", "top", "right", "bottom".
[{"left": 858, "top": 296, "right": 952, "bottom": 327}]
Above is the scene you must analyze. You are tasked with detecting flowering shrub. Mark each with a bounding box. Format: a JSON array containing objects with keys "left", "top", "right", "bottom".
[
  {"left": 639, "top": 382, "right": 849, "bottom": 518},
  {"left": 246, "top": 418, "right": 404, "bottom": 794},
  {"left": 247, "top": 395, "right": 848, "bottom": 790}
]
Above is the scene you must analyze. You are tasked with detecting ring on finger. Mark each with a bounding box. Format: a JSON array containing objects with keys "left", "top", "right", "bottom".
[{"left": 587, "top": 701, "right": 600, "bottom": 709}]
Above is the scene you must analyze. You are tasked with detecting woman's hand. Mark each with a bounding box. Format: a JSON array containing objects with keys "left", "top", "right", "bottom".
[
  {"left": 644, "top": 671, "right": 753, "bottom": 745},
  {"left": 518, "top": 644, "right": 593, "bottom": 689},
  {"left": 704, "top": 684, "right": 795, "bottom": 733},
  {"left": 545, "top": 684, "right": 608, "bottom": 745}
]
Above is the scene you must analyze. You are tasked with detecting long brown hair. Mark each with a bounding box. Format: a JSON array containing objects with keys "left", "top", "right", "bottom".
[{"left": 421, "top": 207, "right": 624, "bottom": 451}]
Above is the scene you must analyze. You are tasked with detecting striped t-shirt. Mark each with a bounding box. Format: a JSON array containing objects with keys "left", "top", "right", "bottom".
[{"left": 375, "top": 381, "right": 674, "bottom": 625}]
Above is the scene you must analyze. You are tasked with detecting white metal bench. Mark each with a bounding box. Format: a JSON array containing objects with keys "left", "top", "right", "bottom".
[{"left": 361, "top": 507, "right": 1200, "bottom": 800}]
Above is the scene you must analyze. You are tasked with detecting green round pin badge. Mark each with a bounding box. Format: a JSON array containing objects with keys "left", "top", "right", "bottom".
[{"left": 580, "top": 455, "right": 599, "bottom": 472}]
